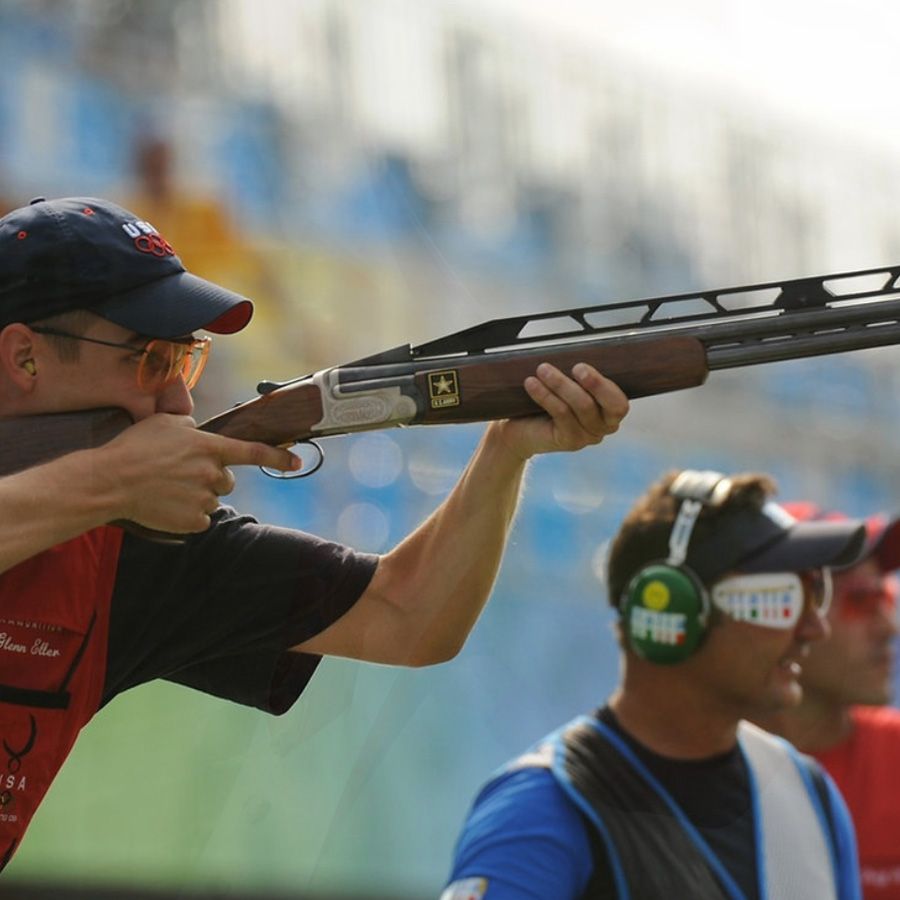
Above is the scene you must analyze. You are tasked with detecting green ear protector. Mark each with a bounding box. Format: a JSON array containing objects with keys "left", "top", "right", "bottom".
[{"left": 621, "top": 470, "right": 733, "bottom": 665}]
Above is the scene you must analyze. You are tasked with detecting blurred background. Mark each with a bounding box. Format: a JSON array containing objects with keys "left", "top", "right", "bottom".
[{"left": 3, "top": 0, "right": 900, "bottom": 896}]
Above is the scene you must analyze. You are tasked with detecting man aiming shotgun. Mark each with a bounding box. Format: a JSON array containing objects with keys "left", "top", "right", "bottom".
[
  {"left": 0, "top": 195, "right": 629, "bottom": 867},
  {"left": 8, "top": 236, "right": 900, "bottom": 493}
]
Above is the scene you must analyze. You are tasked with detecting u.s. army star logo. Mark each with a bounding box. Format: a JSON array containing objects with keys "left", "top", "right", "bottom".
[{"left": 427, "top": 369, "right": 460, "bottom": 409}]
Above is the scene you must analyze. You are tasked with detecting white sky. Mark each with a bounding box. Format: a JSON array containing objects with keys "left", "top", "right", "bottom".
[
  {"left": 222, "top": 0, "right": 900, "bottom": 157},
  {"left": 462, "top": 0, "right": 900, "bottom": 152}
]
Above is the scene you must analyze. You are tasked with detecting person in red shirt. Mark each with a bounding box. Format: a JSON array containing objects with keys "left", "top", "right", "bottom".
[{"left": 757, "top": 503, "right": 900, "bottom": 899}]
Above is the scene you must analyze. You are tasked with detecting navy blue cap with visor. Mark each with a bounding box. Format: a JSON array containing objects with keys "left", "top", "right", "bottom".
[
  {"left": 686, "top": 500, "right": 867, "bottom": 586},
  {"left": 0, "top": 196, "right": 253, "bottom": 338},
  {"left": 781, "top": 502, "right": 900, "bottom": 573}
]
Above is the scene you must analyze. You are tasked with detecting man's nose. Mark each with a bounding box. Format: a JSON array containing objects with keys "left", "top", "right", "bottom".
[
  {"left": 156, "top": 376, "right": 194, "bottom": 415},
  {"left": 796, "top": 605, "right": 830, "bottom": 644}
]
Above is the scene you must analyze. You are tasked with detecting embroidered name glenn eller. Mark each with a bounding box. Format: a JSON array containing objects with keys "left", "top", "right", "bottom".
[{"left": 0, "top": 634, "right": 61, "bottom": 657}]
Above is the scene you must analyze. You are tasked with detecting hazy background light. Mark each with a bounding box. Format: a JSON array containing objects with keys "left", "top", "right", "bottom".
[
  {"left": 336, "top": 501, "right": 391, "bottom": 550},
  {"left": 407, "top": 452, "right": 468, "bottom": 496},
  {"left": 348, "top": 433, "right": 405, "bottom": 488},
  {"left": 456, "top": 0, "right": 900, "bottom": 154},
  {"left": 551, "top": 476, "right": 606, "bottom": 515}
]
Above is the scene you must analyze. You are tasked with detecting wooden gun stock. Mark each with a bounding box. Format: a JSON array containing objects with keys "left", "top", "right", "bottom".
[
  {"left": 200, "top": 335, "right": 707, "bottom": 444},
  {"left": 0, "top": 409, "right": 183, "bottom": 544},
  {"left": 414, "top": 335, "right": 706, "bottom": 426},
  {"left": 0, "top": 408, "right": 133, "bottom": 477}
]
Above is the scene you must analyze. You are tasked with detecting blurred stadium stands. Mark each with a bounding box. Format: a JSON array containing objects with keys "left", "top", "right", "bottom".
[{"left": 2, "top": 0, "right": 900, "bottom": 897}]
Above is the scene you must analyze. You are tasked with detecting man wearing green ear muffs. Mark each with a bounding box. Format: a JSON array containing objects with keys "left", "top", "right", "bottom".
[{"left": 443, "top": 469, "right": 866, "bottom": 900}]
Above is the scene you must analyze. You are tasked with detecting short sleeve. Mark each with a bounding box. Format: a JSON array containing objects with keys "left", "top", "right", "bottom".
[
  {"left": 103, "top": 507, "right": 378, "bottom": 712},
  {"left": 443, "top": 767, "right": 594, "bottom": 900}
]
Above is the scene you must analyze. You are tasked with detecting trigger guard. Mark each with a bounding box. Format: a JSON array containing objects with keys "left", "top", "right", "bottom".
[{"left": 260, "top": 440, "right": 324, "bottom": 480}]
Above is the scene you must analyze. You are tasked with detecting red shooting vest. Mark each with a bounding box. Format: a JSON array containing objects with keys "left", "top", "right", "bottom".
[{"left": 0, "top": 526, "right": 122, "bottom": 870}]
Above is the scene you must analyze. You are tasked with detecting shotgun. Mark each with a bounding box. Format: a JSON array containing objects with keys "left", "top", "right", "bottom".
[{"left": 4, "top": 263, "right": 900, "bottom": 489}]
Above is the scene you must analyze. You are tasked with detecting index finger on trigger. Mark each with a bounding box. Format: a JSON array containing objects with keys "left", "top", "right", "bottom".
[{"left": 217, "top": 437, "right": 301, "bottom": 472}]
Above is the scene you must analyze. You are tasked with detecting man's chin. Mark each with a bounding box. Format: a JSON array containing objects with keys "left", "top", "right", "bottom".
[{"left": 760, "top": 680, "right": 804, "bottom": 714}]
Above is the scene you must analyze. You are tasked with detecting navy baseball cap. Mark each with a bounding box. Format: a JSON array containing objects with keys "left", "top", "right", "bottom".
[
  {"left": 683, "top": 499, "right": 867, "bottom": 585},
  {"left": 0, "top": 196, "right": 253, "bottom": 338},
  {"left": 782, "top": 502, "right": 900, "bottom": 573}
]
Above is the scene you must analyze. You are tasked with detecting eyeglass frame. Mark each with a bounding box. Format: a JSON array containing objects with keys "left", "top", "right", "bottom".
[{"left": 29, "top": 326, "right": 211, "bottom": 390}]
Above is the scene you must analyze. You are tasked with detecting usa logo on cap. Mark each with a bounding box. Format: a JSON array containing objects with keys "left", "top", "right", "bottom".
[{"left": 121, "top": 220, "right": 175, "bottom": 258}]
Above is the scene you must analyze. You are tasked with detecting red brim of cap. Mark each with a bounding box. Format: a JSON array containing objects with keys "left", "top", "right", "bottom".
[
  {"left": 91, "top": 270, "right": 254, "bottom": 338},
  {"left": 203, "top": 301, "right": 253, "bottom": 334},
  {"left": 866, "top": 515, "right": 900, "bottom": 572}
]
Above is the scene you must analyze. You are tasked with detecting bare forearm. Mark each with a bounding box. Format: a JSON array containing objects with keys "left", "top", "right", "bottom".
[
  {"left": 375, "top": 421, "right": 528, "bottom": 663},
  {"left": 0, "top": 451, "right": 122, "bottom": 572},
  {"left": 298, "top": 422, "right": 528, "bottom": 665}
]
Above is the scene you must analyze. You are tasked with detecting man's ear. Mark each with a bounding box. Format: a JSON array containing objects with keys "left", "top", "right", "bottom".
[{"left": 0, "top": 324, "right": 40, "bottom": 393}]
